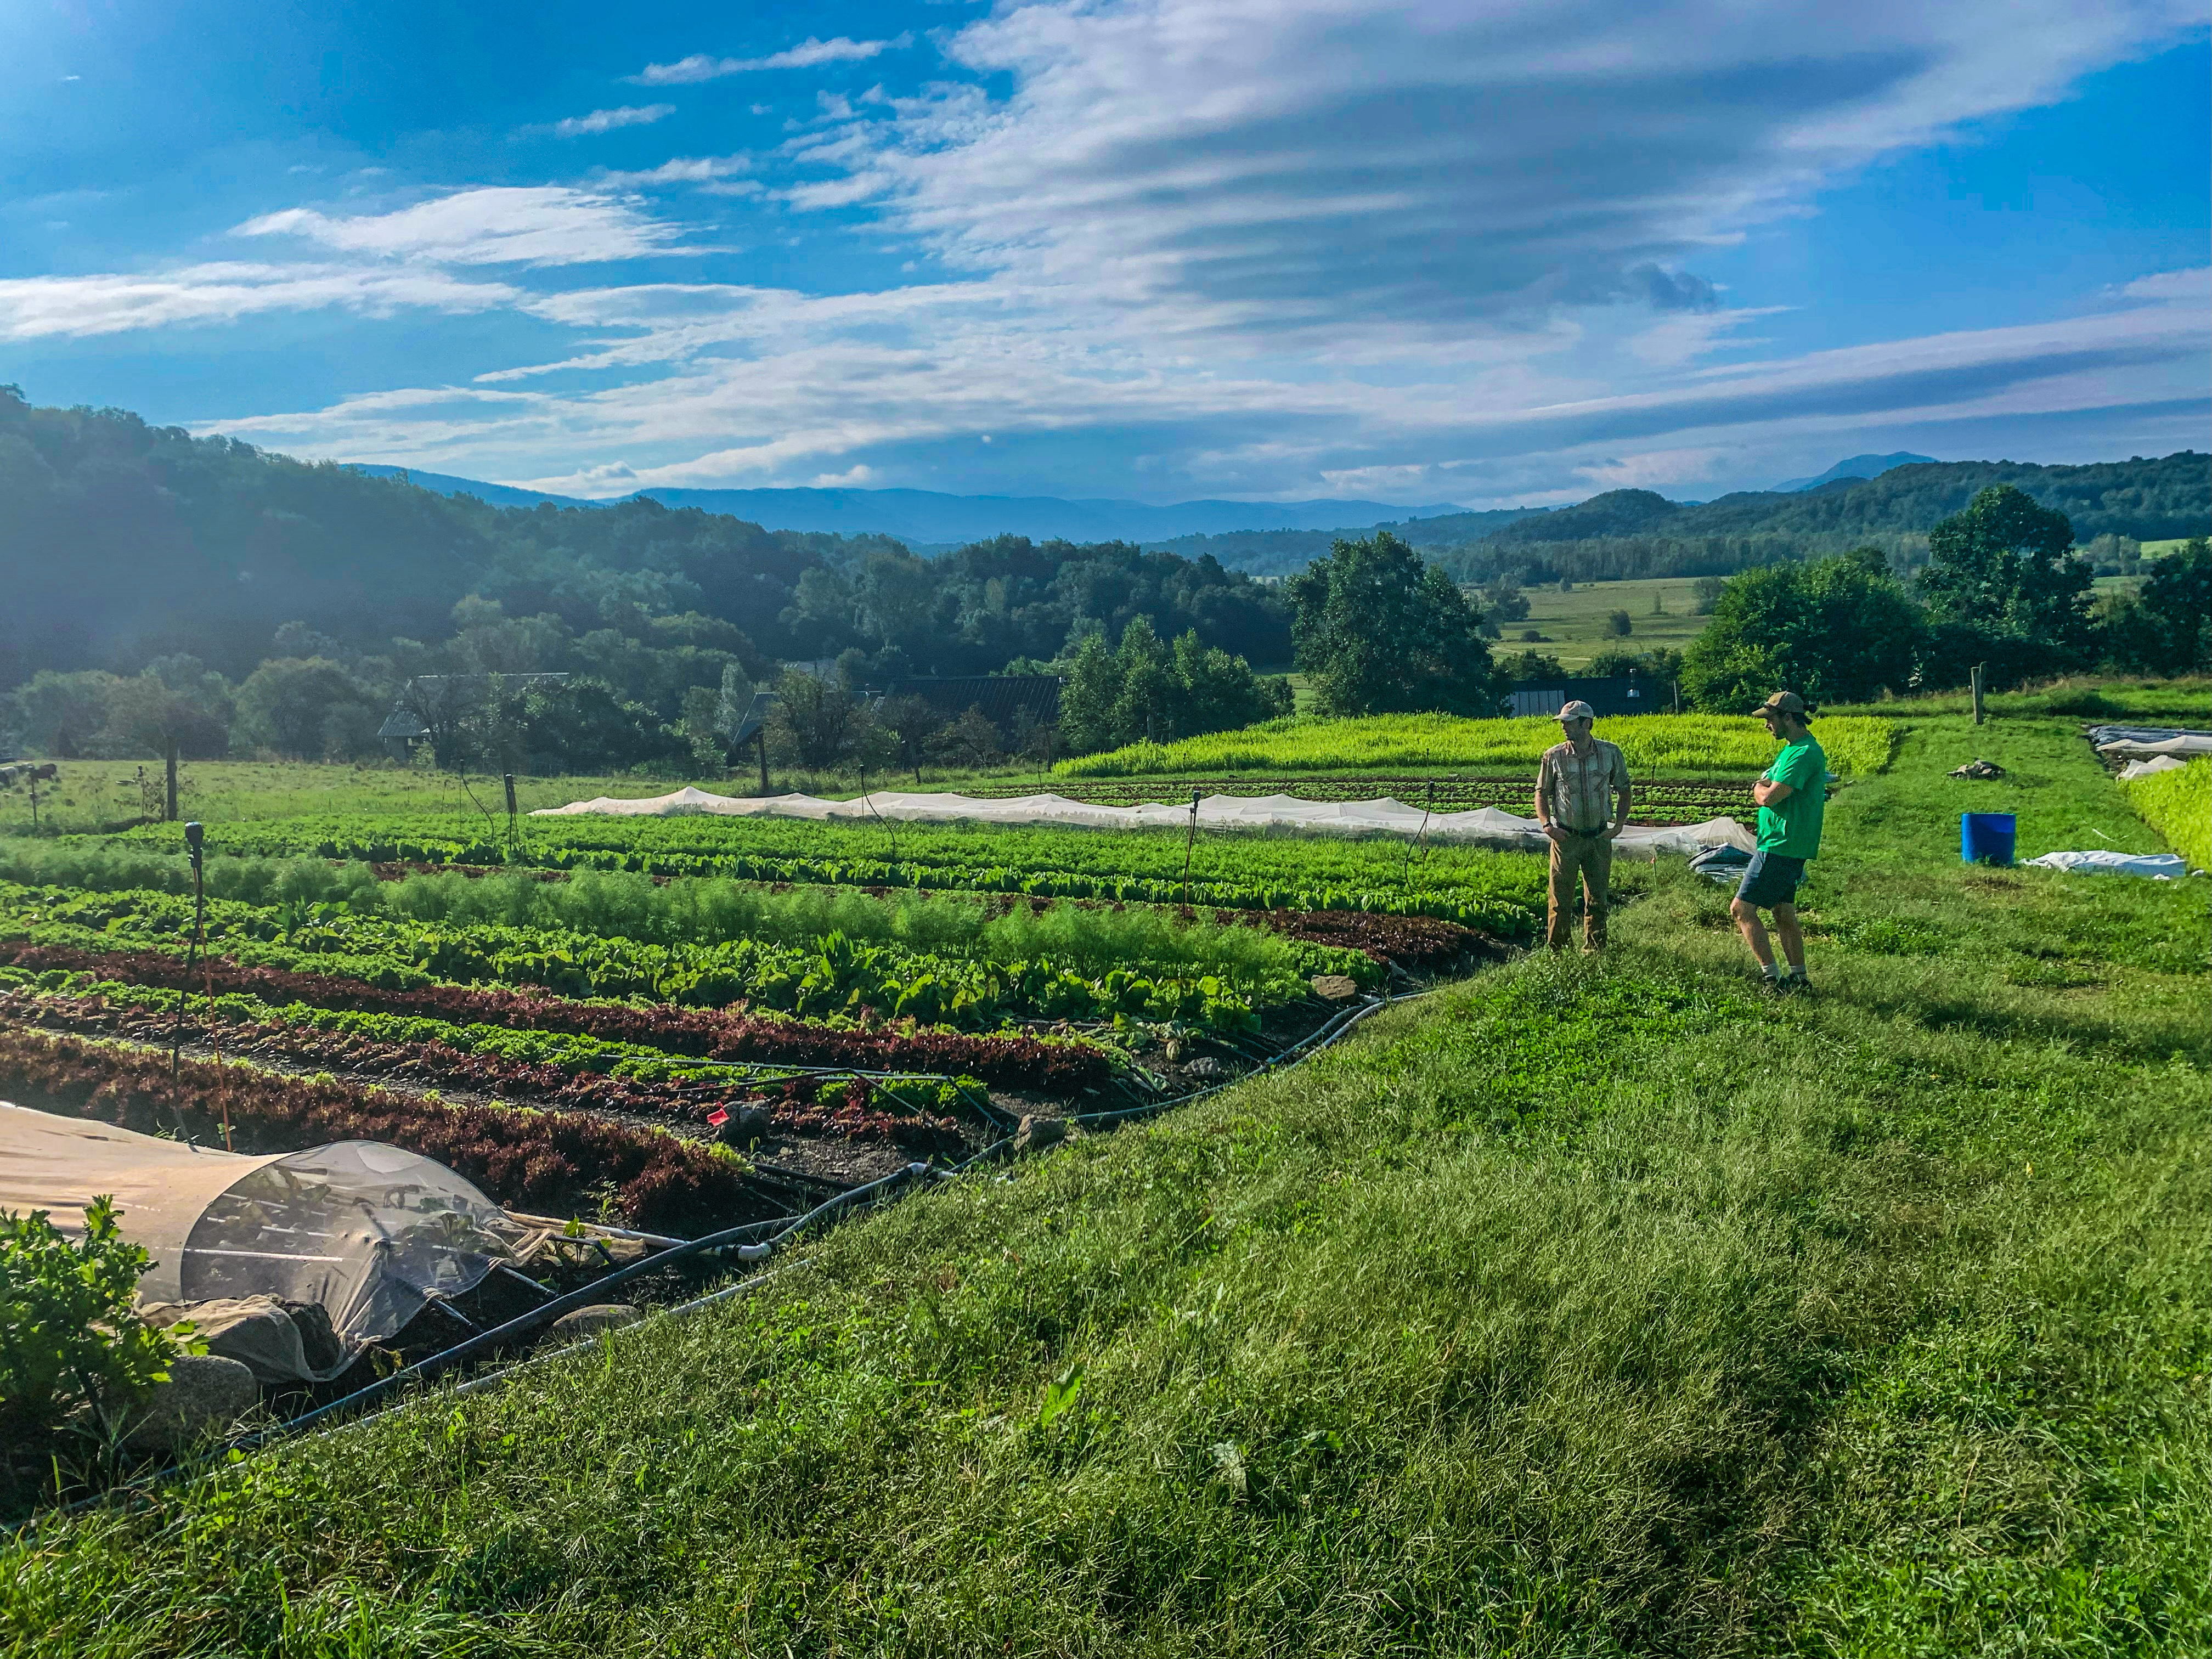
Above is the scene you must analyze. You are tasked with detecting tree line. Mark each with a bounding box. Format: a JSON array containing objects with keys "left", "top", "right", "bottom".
[{"left": 1, "top": 374, "right": 2204, "bottom": 779}]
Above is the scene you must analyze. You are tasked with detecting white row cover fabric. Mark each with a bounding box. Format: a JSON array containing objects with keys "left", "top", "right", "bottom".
[
  {"left": 0, "top": 1104, "right": 509, "bottom": 1347},
  {"left": 2118, "top": 754, "right": 2191, "bottom": 781},
  {"left": 2021, "top": 850, "right": 2191, "bottom": 878},
  {"left": 535, "top": 787, "right": 1754, "bottom": 859},
  {"left": 2096, "top": 734, "right": 2212, "bottom": 760}
]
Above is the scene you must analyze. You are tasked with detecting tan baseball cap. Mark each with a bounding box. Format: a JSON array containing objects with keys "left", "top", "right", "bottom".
[
  {"left": 1556, "top": 700, "right": 1596, "bottom": 721},
  {"left": 1755, "top": 691, "right": 1808, "bottom": 716}
]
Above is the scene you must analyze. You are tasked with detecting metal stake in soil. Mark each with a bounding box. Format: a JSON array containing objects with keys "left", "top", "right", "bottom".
[{"left": 1182, "top": 788, "right": 1201, "bottom": 908}]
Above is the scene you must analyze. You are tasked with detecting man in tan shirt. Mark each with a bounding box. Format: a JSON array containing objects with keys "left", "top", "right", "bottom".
[{"left": 1534, "top": 700, "right": 1632, "bottom": 950}]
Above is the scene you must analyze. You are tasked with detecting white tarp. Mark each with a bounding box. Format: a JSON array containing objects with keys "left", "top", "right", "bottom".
[
  {"left": 2118, "top": 754, "right": 2191, "bottom": 781},
  {"left": 2096, "top": 735, "right": 2212, "bottom": 760},
  {"left": 535, "top": 787, "right": 1753, "bottom": 859},
  {"left": 2021, "top": 850, "right": 2191, "bottom": 878},
  {"left": 0, "top": 1104, "right": 510, "bottom": 1352}
]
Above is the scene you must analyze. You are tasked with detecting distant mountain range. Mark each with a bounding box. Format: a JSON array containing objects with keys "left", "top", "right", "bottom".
[
  {"left": 343, "top": 453, "right": 2208, "bottom": 577},
  {"left": 347, "top": 467, "right": 1468, "bottom": 545},
  {"left": 1769, "top": 452, "right": 1936, "bottom": 493}
]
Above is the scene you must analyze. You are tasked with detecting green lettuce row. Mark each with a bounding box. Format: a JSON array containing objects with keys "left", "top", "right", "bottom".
[
  {"left": 97, "top": 812, "right": 1548, "bottom": 934},
  {"left": 0, "top": 884, "right": 1371, "bottom": 1033}
]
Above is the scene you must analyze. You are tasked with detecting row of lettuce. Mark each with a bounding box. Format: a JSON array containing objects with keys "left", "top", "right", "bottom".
[
  {"left": 0, "top": 820, "right": 1536, "bottom": 1235},
  {"left": 0, "top": 874, "right": 1383, "bottom": 1032},
  {"left": 72, "top": 811, "right": 1552, "bottom": 933}
]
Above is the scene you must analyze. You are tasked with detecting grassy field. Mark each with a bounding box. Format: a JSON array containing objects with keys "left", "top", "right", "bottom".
[
  {"left": 1058, "top": 710, "right": 1897, "bottom": 780},
  {"left": 0, "top": 757, "right": 1079, "bottom": 839},
  {"left": 3, "top": 701, "right": 2205, "bottom": 1655},
  {"left": 1824, "top": 676, "right": 2211, "bottom": 723},
  {"left": 1497, "top": 574, "right": 1713, "bottom": 668}
]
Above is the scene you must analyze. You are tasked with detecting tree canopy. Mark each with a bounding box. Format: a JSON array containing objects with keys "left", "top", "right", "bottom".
[
  {"left": 1680, "top": 552, "right": 1927, "bottom": 711},
  {"left": 1286, "top": 531, "right": 1498, "bottom": 716},
  {"left": 1917, "top": 484, "right": 2092, "bottom": 651}
]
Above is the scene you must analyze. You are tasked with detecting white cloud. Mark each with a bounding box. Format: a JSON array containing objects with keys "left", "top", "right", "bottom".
[
  {"left": 787, "top": 0, "right": 2201, "bottom": 347},
  {"left": 29, "top": 2, "right": 2206, "bottom": 504},
  {"left": 2117, "top": 266, "right": 2210, "bottom": 302},
  {"left": 631, "top": 35, "right": 912, "bottom": 85},
  {"left": 234, "top": 187, "right": 691, "bottom": 267},
  {"left": 0, "top": 263, "right": 516, "bottom": 341},
  {"left": 550, "top": 104, "right": 676, "bottom": 137},
  {"left": 590, "top": 155, "right": 753, "bottom": 188},
  {"left": 187, "top": 268, "right": 2209, "bottom": 499}
]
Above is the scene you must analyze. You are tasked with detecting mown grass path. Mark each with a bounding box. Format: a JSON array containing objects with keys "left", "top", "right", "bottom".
[{"left": 3, "top": 714, "right": 2207, "bottom": 1657}]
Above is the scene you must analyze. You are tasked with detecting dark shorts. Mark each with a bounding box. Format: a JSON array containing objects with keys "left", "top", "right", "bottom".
[{"left": 1735, "top": 850, "right": 1807, "bottom": 909}]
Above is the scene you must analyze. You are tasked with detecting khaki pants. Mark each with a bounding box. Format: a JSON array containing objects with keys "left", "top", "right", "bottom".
[{"left": 1547, "top": 830, "right": 1612, "bottom": 950}]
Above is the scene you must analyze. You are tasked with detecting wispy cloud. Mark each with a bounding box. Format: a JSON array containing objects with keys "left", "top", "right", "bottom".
[
  {"left": 590, "top": 155, "right": 752, "bottom": 188},
  {"left": 631, "top": 35, "right": 911, "bottom": 86},
  {"left": 184, "top": 267, "right": 2209, "bottom": 500},
  {"left": 548, "top": 104, "right": 675, "bottom": 137},
  {"left": 786, "top": 0, "right": 2203, "bottom": 350},
  {"left": 0, "top": 263, "right": 516, "bottom": 341},
  {"left": 234, "top": 186, "right": 691, "bottom": 267}
]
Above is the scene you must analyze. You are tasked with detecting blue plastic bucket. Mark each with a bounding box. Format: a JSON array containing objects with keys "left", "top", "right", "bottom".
[{"left": 1961, "top": 812, "right": 2017, "bottom": 866}]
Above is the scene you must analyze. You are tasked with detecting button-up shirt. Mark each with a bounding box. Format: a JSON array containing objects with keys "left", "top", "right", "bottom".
[{"left": 1538, "top": 738, "right": 1629, "bottom": 832}]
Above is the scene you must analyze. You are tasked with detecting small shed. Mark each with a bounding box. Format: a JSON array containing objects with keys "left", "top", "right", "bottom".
[{"left": 1508, "top": 675, "right": 1673, "bottom": 719}]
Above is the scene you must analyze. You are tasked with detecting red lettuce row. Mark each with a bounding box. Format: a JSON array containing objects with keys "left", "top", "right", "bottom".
[
  {"left": 0, "top": 1026, "right": 772, "bottom": 1236},
  {"left": 0, "top": 940, "right": 1114, "bottom": 1093},
  {"left": 1, "top": 990, "right": 969, "bottom": 1154}
]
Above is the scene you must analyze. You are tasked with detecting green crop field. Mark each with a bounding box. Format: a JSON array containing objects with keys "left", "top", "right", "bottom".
[
  {"left": 2124, "top": 757, "right": 2210, "bottom": 873},
  {"left": 1497, "top": 573, "right": 1715, "bottom": 667},
  {"left": 2, "top": 684, "right": 2207, "bottom": 1655},
  {"left": 1058, "top": 709, "right": 1897, "bottom": 779}
]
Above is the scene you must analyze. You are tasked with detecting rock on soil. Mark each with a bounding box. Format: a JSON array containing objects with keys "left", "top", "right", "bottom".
[{"left": 122, "top": 1354, "right": 258, "bottom": 1453}]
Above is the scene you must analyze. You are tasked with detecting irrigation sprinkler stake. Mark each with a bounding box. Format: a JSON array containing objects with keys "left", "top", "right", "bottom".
[
  {"left": 503, "top": 771, "right": 518, "bottom": 857},
  {"left": 1183, "top": 788, "right": 1200, "bottom": 908}
]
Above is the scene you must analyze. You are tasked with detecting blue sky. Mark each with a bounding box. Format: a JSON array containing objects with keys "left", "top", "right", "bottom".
[{"left": 2, "top": 0, "right": 2204, "bottom": 507}]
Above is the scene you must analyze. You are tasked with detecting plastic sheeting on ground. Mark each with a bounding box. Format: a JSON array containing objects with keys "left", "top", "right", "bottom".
[
  {"left": 2086, "top": 725, "right": 2212, "bottom": 747},
  {"left": 2093, "top": 733, "right": 2212, "bottom": 761},
  {"left": 1, "top": 1104, "right": 511, "bottom": 1367},
  {"left": 534, "top": 786, "right": 1755, "bottom": 859},
  {"left": 2118, "top": 754, "right": 2191, "bottom": 781},
  {"left": 2021, "top": 850, "right": 2191, "bottom": 878}
]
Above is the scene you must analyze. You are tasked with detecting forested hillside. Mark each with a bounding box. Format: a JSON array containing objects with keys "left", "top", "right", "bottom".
[{"left": 0, "top": 391, "right": 1288, "bottom": 692}]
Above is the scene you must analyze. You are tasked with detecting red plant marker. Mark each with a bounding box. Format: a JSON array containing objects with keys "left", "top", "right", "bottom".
[{"left": 706, "top": 1106, "right": 730, "bottom": 1128}]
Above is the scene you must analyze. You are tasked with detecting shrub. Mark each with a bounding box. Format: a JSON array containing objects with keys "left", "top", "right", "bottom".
[{"left": 1, "top": 1199, "right": 193, "bottom": 1440}]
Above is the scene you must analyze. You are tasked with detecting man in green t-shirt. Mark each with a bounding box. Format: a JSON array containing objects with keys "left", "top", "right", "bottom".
[{"left": 1730, "top": 691, "right": 1827, "bottom": 991}]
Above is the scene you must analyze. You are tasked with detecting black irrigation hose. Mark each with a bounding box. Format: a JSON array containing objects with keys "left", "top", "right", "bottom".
[{"left": 296, "top": 986, "right": 1431, "bottom": 1431}]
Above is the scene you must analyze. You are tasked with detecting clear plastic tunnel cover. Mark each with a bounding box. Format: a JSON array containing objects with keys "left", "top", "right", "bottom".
[{"left": 180, "top": 1141, "right": 511, "bottom": 1342}]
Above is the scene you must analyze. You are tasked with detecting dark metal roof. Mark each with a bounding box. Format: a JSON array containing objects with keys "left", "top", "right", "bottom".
[{"left": 1508, "top": 676, "right": 1673, "bottom": 719}]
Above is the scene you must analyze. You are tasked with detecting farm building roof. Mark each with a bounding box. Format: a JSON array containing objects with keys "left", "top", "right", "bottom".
[{"left": 1507, "top": 675, "right": 1673, "bottom": 719}]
